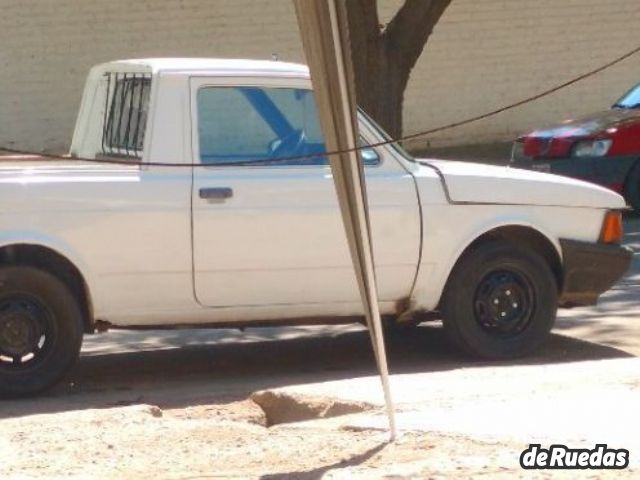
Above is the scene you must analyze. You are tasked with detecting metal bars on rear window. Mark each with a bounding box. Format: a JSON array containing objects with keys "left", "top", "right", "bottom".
[{"left": 102, "top": 72, "right": 151, "bottom": 158}]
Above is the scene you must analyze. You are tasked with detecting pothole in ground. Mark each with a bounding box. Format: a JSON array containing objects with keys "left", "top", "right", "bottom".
[{"left": 250, "top": 390, "right": 376, "bottom": 427}]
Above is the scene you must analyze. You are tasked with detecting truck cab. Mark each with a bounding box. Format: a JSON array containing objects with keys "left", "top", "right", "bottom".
[{"left": 70, "top": 58, "right": 424, "bottom": 321}]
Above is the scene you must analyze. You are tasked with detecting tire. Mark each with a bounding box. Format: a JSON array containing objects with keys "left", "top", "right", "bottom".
[
  {"left": 624, "top": 162, "right": 640, "bottom": 213},
  {"left": 0, "top": 266, "right": 83, "bottom": 398},
  {"left": 441, "top": 242, "right": 557, "bottom": 359}
]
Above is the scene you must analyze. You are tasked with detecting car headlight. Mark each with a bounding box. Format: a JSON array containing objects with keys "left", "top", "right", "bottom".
[{"left": 573, "top": 139, "right": 613, "bottom": 157}]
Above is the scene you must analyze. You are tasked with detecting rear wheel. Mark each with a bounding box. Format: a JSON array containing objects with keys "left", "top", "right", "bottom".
[
  {"left": 441, "top": 242, "right": 557, "bottom": 359},
  {"left": 624, "top": 162, "right": 640, "bottom": 212},
  {"left": 0, "top": 267, "right": 83, "bottom": 398}
]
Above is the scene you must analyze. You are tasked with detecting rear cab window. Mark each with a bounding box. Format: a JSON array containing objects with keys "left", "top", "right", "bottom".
[{"left": 101, "top": 72, "right": 152, "bottom": 159}]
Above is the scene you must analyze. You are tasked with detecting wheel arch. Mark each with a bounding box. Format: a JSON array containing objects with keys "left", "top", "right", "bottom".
[
  {"left": 440, "top": 224, "right": 563, "bottom": 306},
  {"left": 0, "top": 242, "right": 94, "bottom": 333}
]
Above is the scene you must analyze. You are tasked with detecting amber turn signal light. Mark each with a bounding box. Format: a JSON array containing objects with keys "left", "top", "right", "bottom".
[{"left": 600, "top": 211, "right": 624, "bottom": 244}]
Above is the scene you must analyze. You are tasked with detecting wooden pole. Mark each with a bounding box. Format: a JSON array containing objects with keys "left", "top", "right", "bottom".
[{"left": 293, "top": 0, "right": 397, "bottom": 440}]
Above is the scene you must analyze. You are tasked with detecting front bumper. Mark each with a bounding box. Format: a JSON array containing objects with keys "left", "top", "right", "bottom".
[
  {"left": 559, "top": 239, "right": 633, "bottom": 307},
  {"left": 510, "top": 154, "right": 638, "bottom": 192}
]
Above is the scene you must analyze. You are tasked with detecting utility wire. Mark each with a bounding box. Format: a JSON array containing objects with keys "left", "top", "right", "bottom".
[{"left": 2, "top": 43, "right": 640, "bottom": 167}]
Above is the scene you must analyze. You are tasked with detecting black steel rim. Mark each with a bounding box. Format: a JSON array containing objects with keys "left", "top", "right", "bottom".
[
  {"left": 473, "top": 269, "right": 535, "bottom": 338},
  {"left": 0, "top": 294, "right": 56, "bottom": 371}
]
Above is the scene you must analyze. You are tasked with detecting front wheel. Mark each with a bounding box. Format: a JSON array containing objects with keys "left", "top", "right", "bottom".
[
  {"left": 441, "top": 242, "right": 558, "bottom": 359},
  {"left": 0, "top": 267, "right": 83, "bottom": 398}
]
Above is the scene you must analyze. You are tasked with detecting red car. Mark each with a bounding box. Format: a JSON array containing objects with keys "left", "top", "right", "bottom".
[{"left": 512, "top": 83, "right": 640, "bottom": 211}]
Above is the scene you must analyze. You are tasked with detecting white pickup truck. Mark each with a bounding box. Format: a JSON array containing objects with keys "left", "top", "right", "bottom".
[{"left": 0, "top": 58, "right": 632, "bottom": 397}]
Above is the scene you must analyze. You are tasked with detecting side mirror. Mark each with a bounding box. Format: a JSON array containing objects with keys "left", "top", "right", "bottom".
[{"left": 361, "top": 147, "right": 380, "bottom": 166}]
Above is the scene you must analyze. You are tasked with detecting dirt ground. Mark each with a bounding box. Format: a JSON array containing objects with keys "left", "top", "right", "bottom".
[
  {"left": 1, "top": 219, "right": 638, "bottom": 479},
  {"left": 3, "top": 400, "right": 636, "bottom": 479}
]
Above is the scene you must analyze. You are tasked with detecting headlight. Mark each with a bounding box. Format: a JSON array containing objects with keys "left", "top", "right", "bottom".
[{"left": 573, "top": 139, "right": 613, "bottom": 157}]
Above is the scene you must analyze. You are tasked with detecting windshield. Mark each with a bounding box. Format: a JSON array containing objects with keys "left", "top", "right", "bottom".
[{"left": 613, "top": 83, "right": 640, "bottom": 109}]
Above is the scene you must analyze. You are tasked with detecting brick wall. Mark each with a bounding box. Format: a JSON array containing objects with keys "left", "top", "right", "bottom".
[{"left": 1, "top": 0, "right": 639, "bottom": 152}]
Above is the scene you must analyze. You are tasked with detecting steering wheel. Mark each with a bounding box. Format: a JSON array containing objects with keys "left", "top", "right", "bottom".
[{"left": 269, "top": 130, "right": 306, "bottom": 159}]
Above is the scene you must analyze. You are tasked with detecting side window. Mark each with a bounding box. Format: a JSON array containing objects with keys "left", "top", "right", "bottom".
[
  {"left": 102, "top": 73, "right": 151, "bottom": 158},
  {"left": 196, "top": 86, "right": 380, "bottom": 166},
  {"left": 197, "top": 87, "right": 275, "bottom": 162}
]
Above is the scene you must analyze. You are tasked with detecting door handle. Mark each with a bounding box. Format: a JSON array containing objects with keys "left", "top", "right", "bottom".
[{"left": 199, "top": 187, "right": 234, "bottom": 200}]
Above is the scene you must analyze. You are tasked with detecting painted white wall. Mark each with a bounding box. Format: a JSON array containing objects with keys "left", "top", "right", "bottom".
[{"left": 0, "top": 0, "right": 639, "bottom": 152}]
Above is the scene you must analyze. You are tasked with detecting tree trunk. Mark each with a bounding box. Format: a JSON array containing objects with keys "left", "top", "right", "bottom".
[
  {"left": 356, "top": 52, "right": 411, "bottom": 139},
  {"left": 345, "top": 0, "right": 452, "bottom": 138}
]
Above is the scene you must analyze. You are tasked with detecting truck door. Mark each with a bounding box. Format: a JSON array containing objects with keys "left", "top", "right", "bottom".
[{"left": 190, "top": 77, "right": 420, "bottom": 310}]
